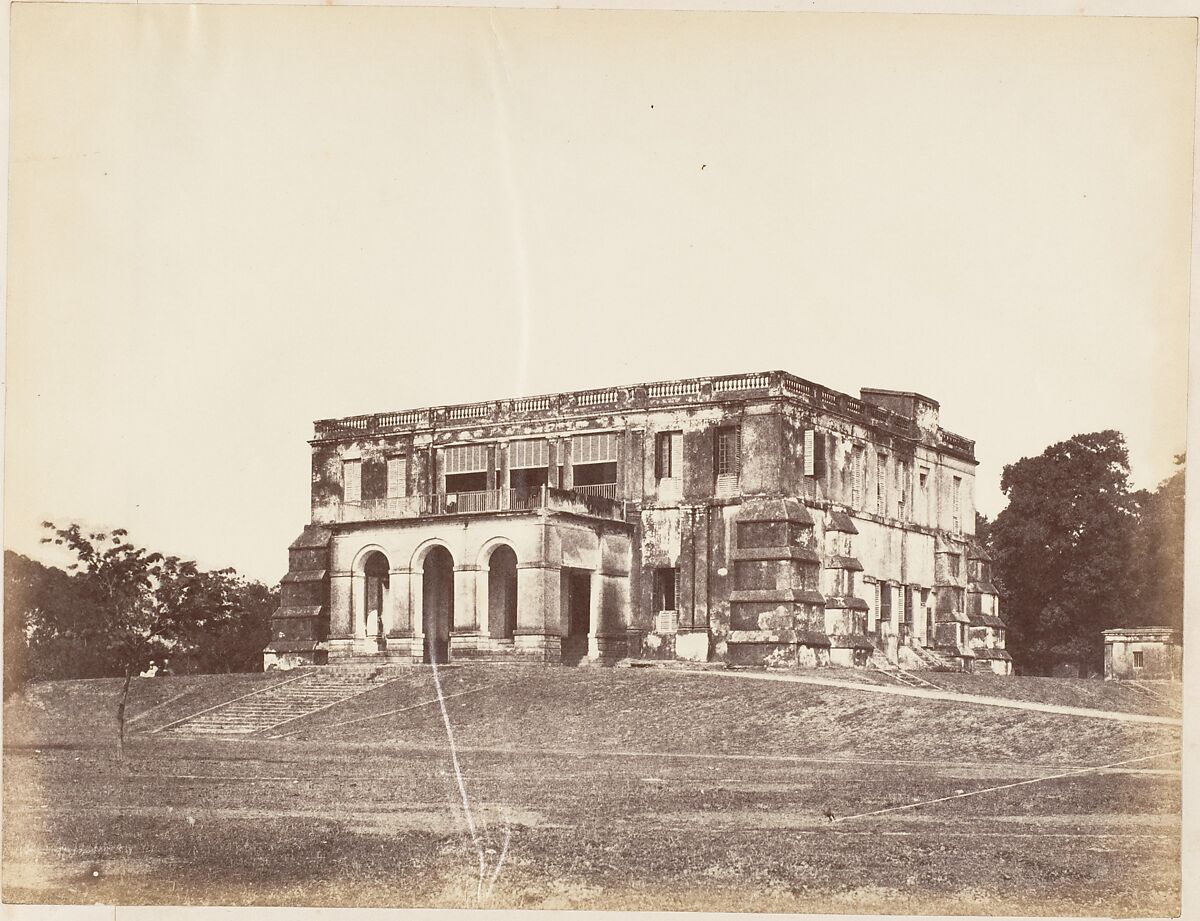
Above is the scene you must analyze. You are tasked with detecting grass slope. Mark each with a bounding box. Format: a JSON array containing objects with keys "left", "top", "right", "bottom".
[{"left": 3, "top": 666, "right": 1181, "bottom": 914}]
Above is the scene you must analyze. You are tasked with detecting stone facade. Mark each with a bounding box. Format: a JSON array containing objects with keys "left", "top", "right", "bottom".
[
  {"left": 263, "top": 370, "right": 1008, "bottom": 672},
  {"left": 1102, "top": 627, "right": 1181, "bottom": 681}
]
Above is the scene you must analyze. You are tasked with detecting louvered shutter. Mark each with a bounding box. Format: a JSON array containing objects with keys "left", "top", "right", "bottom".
[
  {"left": 572, "top": 432, "right": 619, "bottom": 463},
  {"left": 387, "top": 456, "right": 408, "bottom": 498},
  {"left": 443, "top": 444, "right": 489, "bottom": 474},
  {"left": 343, "top": 459, "right": 362, "bottom": 502},
  {"left": 509, "top": 439, "right": 549, "bottom": 469}
]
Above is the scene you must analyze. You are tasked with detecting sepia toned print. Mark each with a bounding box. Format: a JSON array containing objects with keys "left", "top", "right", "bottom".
[{"left": 3, "top": 4, "right": 1190, "bottom": 917}]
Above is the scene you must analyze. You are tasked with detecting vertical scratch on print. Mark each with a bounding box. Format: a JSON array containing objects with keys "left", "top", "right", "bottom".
[
  {"left": 486, "top": 824, "right": 512, "bottom": 896},
  {"left": 429, "top": 657, "right": 488, "bottom": 901}
]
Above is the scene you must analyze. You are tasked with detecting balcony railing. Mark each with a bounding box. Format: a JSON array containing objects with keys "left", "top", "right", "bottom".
[
  {"left": 569, "top": 483, "right": 619, "bottom": 500},
  {"left": 311, "top": 370, "right": 938, "bottom": 450},
  {"left": 443, "top": 489, "right": 501, "bottom": 513},
  {"left": 424, "top": 487, "right": 545, "bottom": 514},
  {"left": 336, "top": 497, "right": 423, "bottom": 522},
  {"left": 938, "top": 429, "right": 976, "bottom": 456},
  {"left": 326, "top": 485, "right": 624, "bottom": 524}
]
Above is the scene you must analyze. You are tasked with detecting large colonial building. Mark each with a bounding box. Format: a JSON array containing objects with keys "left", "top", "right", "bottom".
[{"left": 265, "top": 370, "right": 1010, "bottom": 674}]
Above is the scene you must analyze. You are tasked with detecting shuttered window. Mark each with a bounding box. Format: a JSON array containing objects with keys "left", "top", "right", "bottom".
[
  {"left": 952, "top": 476, "right": 962, "bottom": 531},
  {"left": 509, "top": 439, "right": 549, "bottom": 470},
  {"left": 851, "top": 446, "right": 864, "bottom": 507},
  {"left": 804, "top": 429, "right": 815, "bottom": 476},
  {"left": 387, "top": 456, "right": 408, "bottom": 498},
  {"left": 877, "top": 453, "right": 888, "bottom": 514},
  {"left": 572, "top": 432, "right": 619, "bottom": 464},
  {"left": 343, "top": 459, "right": 362, "bottom": 502},
  {"left": 715, "top": 427, "right": 740, "bottom": 476},
  {"left": 656, "top": 431, "right": 682, "bottom": 479},
  {"left": 443, "top": 444, "right": 489, "bottom": 475}
]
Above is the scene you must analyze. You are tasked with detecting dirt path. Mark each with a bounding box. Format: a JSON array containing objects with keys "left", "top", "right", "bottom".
[{"left": 681, "top": 669, "right": 1182, "bottom": 726}]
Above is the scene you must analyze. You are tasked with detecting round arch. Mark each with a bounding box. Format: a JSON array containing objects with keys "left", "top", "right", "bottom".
[
  {"left": 409, "top": 537, "right": 455, "bottom": 573},
  {"left": 475, "top": 536, "right": 521, "bottom": 569},
  {"left": 351, "top": 542, "right": 391, "bottom": 574},
  {"left": 350, "top": 545, "right": 392, "bottom": 641}
]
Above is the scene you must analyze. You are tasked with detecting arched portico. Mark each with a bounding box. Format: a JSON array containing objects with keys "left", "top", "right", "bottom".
[
  {"left": 484, "top": 544, "right": 518, "bottom": 640},
  {"left": 323, "top": 514, "right": 631, "bottom": 666},
  {"left": 422, "top": 545, "right": 454, "bottom": 664},
  {"left": 343, "top": 544, "right": 393, "bottom": 652},
  {"left": 361, "top": 551, "right": 390, "bottom": 642}
]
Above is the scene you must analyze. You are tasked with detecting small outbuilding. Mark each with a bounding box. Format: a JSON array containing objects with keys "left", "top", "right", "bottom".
[{"left": 1102, "top": 627, "right": 1182, "bottom": 681}]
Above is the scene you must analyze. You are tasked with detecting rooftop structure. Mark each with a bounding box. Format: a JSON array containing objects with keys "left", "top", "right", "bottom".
[{"left": 1102, "top": 627, "right": 1181, "bottom": 681}]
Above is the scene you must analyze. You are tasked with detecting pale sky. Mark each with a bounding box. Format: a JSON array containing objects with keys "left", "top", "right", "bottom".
[{"left": 6, "top": 6, "right": 1195, "bottom": 583}]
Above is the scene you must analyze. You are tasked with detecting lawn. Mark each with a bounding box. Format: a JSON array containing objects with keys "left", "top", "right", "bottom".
[{"left": 2, "top": 665, "right": 1181, "bottom": 914}]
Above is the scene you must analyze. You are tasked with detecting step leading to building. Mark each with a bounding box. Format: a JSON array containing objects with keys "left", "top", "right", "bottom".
[{"left": 157, "top": 671, "right": 387, "bottom": 736}]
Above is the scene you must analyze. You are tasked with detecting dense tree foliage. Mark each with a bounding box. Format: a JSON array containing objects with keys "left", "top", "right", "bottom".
[
  {"left": 1128, "top": 456, "right": 1186, "bottom": 631},
  {"left": 989, "top": 432, "right": 1184, "bottom": 676},
  {"left": 4, "top": 525, "right": 277, "bottom": 696}
]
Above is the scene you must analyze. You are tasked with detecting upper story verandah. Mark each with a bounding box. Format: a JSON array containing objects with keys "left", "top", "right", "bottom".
[
  {"left": 308, "top": 369, "right": 980, "bottom": 534},
  {"left": 316, "top": 483, "right": 626, "bottom": 526}
]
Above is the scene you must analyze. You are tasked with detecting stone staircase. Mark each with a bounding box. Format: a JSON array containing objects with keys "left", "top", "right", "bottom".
[
  {"left": 907, "top": 643, "right": 960, "bottom": 671},
  {"left": 156, "top": 670, "right": 389, "bottom": 736},
  {"left": 867, "top": 652, "right": 942, "bottom": 689},
  {"left": 1122, "top": 680, "right": 1182, "bottom": 714}
]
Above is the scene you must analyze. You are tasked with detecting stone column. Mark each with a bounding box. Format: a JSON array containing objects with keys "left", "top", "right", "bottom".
[
  {"left": 515, "top": 563, "right": 554, "bottom": 634},
  {"left": 452, "top": 565, "right": 481, "bottom": 657},
  {"left": 409, "top": 564, "right": 426, "bottom": 664},
  {"left": 498, "top": 443, "right": 510, "bottom": 509},
  {"left": 624, "top": 428, "right": 643, "bottom": 502},
  {"left": 475, "top": 565, "right": 491, "bottom": 638},
  {"left": 383, "top": 568, "right": 416, "bottom": 658},
  {"left": 693, "top": 506, "right": 710, "bottom": 630},
  {"left": 587, "top": 569, "right": 604, "bottom": 659},
  {"left": 486, "top": 444, "right": 498, "bottom": 492},
  {"left": 329, "top": 571, "right": 354, "bottom": 637},
  {"left": 678, "top": 509, "right": 696, "bottom": 630},
  {"left": 589, "top": 572, "right": 633, "bottom": 663},
  {"left": 328, "top": 571, "right": 356, "bottom": 660},
  {"left": 616, "top": 430, "right": 628, "bottom": 500},
  {"left": 453, "top": 566, "right": 478, "bottom": 631},
  {"left": 389, "top": 569, "right": 413, "bottom": 635},
  {"left": 514, "top": 563, "right": 561, "bottom": 662}
]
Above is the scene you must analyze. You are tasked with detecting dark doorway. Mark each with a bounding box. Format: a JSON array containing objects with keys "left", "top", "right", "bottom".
[
  {"left": 422, "top": 546, "right": 454, "bottom": 664},
  {"left": 363, "top": 551, "right": 390, "bottom": 639},
  {"left": 561, "top": 569, "right": 591, "bottom": 666},
  {"left": 508, "top": 467, "right": 548, "bottom": 509},
  {"left": 488, "top": 546, "right": 518, "bottom": 640}
]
